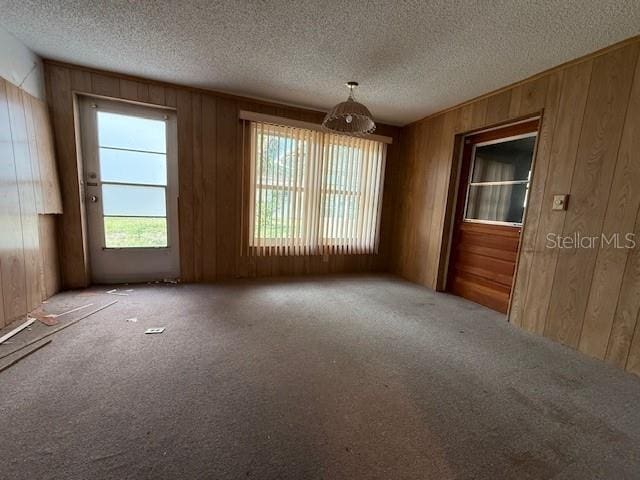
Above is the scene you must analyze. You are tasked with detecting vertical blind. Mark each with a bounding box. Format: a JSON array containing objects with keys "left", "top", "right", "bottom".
[{"left": 246, "top": 121, "right": 387, "bottom": 256}]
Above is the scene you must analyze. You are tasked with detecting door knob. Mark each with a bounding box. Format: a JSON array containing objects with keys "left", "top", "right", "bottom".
[{"left": 89, "top": 194, "right": 99, "bottom": 203}]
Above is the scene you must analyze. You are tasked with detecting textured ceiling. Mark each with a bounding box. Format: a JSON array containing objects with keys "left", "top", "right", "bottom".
[{"left": 1, "top": 1, "right": 639, "bottom": 125}]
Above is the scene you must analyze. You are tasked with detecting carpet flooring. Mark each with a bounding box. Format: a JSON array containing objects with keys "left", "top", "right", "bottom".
[{"left": 0, "top": 274, "right": 639, "bottom": 479}]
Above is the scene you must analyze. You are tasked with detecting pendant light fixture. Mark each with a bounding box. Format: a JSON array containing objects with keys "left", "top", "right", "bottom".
[{"left": 322, "top": 81, "right": 376, "bottom": 135}]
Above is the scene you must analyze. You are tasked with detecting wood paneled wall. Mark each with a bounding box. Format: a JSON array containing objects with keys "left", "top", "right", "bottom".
[
  {"left": 43, "top": 62, "right": 401, "bottom": 289},
  {"left": 0, "top": 77, "right": 62, "bottom": 329},
  {"left": 389, "top": 37, "right": 640, "bottom": 375}
]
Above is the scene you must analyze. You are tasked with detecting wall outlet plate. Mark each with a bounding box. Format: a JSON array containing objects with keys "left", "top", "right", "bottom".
[
  {"left": 552, "top": 194, "right": 569, "bottom": 211},
  {"left": 145, "top": 327, "right": 165, "bottom": 334}
]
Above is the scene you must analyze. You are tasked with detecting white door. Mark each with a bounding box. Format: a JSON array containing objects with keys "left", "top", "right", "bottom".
[{"left": 78, "top": 97, "right": 180, "bottom": 284}]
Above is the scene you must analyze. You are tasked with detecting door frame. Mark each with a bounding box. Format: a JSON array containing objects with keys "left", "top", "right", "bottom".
[
  {"left": 439, "top": 116, "right": 542, "bottom": 316},
  {"left": 76, "top": 94, "right": 180, "bottom": 284}
]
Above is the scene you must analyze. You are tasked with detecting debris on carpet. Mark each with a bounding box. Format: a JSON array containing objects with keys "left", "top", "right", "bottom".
[
  {"left": 0, "top": 339, "right": 52, "bottom": 374},
  {"left": 29, "top": 303, "right": 94, "bottom": 327},
  {"left": 0, "top": 319, "right": 36, "bottom": 345},
  {"left": 106, "top": 289, "right": 129, "bottom": 296},
  {"left": 144, "top": 327, "right": 165, "bottom": 334},
  {"left": 0, "top": 301, "right": 118, "bottom": 362}
]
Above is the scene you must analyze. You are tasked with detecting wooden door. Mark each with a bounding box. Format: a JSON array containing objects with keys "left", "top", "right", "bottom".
[{"left": 447, "top": 120, "right": 539, "bottom": 313}]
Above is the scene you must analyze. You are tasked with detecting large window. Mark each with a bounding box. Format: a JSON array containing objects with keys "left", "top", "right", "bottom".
[{"left": 247, "top": 121, "right": 387, "bottom": 255}]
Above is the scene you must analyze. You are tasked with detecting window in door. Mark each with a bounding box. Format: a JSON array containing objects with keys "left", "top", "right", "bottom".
[
  {"left": 97, "top": 111, "right": 168, "bottom": 248},
  {"left": 463, "top": 134, "right": 537, "bottom": 225}
]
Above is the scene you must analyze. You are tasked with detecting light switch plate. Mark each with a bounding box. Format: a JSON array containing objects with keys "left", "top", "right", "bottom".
[{"left": 552, "top": 194, "right": 569, "bottom": 211}]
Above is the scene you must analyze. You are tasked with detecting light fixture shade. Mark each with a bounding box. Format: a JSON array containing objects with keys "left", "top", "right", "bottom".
[{"left": 322, "top": 82, "right": 376, "bottom": 135}]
